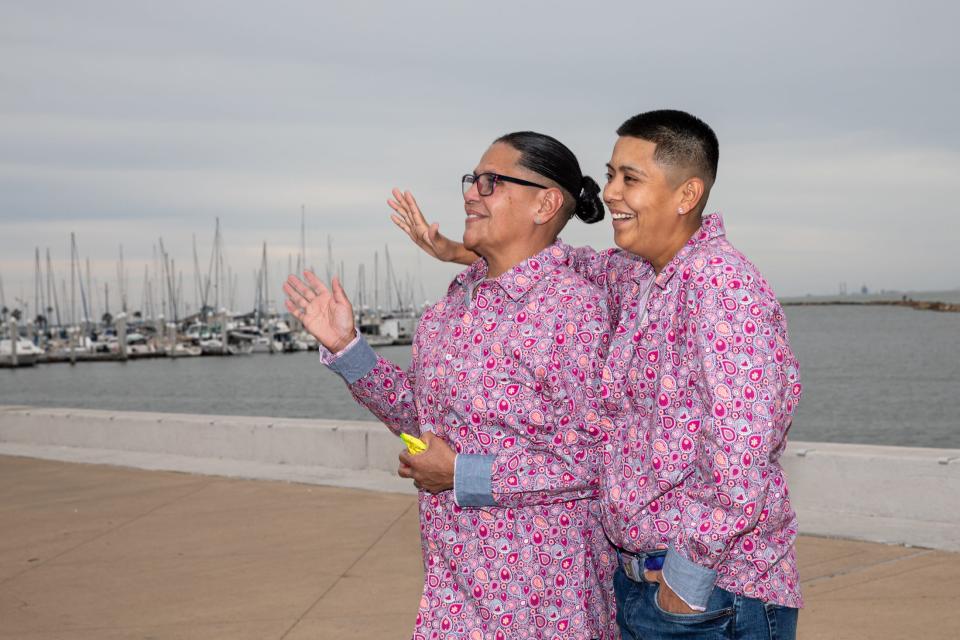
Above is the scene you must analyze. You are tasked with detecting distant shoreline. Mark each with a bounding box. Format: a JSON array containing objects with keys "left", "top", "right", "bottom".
[{"left": 781, "top": 299, "right": 960, "bottom": 313}]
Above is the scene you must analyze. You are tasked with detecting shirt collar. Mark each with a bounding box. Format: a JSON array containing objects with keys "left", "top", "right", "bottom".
[
  {"left": 456, "top": 239, "right": 573, "bottom": 302},
  {"left": 654, "top": 212, "right": 726, "bottom": 289},
  {"left": 627, "top": 254, "right": 655, "bottom": 284}
]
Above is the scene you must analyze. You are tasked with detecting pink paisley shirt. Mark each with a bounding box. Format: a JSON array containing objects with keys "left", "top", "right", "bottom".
[
  {"left": 572, "top": 213, "right": 803, "bottom": 609},
  {"left": 324, "top": 241, "right": 619, "bottom": 639}
]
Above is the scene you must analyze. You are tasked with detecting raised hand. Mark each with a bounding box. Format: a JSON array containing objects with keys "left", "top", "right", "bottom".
[
  {"left": 283, "top": 272, "right": 355, "bottom": 353},
  {"left": 387, "top": 188, "right": 477, "bottom": 265}
]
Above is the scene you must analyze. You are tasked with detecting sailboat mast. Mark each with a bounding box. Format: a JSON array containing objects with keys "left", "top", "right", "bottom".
[
  {"left": 325, "top": 235, "right": 333, "bottom": 283},
  {"left": 141, "top": 266, "right": 150, "bottom": 321},
  {"left": 152, "top": 244, "right": 161, "bottom": 324},
  {"left": 117, "top": 244, "right": 128, "bottom": 314},
  {"left": 61, "top": 280, "right": 68, "bottom": 329},
  {"left": 356, "top": 263, "right": 365, "bottom": 313},
  {"left": 86, "top": 257, "right": 93, "bottom": 325},
  {"left": 70, "top": 232, "right": 76, "bottom": 326},
  {"left": 261, "top": 242, "right": 269, "bottom": 320},
  {"left": 192, "top": 234, "right": 201, "bottom": 316},
  {"left": 176, "top": 271, "right": 184, "bottom": 320},
  {"left": 299, "top": 205, "right": 306, "bottom": 275},
  {"left": 46, "top": 249, "right": 61, "bottom": 328},
  {"left": 212, "top": 218, "right": 220, "bottom": 312},
  {"left": 34, "top": 248, "right": 45, "bottom": 324}
]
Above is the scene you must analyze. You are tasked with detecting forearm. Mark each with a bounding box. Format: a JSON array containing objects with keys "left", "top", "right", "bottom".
[
  {"left": 454, "top": 447, "right": 602, "bottom": 508},
  {"left": 450, "top": 243, "right": 479, "bottom": 266},
  {"left": 321, "top": 335, "right": 420, "bottom": 436}
]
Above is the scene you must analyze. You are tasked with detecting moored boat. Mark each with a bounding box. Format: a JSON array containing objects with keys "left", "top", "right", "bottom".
[{"left": 0, "top": 338, "right": 44, "bottom": 367}]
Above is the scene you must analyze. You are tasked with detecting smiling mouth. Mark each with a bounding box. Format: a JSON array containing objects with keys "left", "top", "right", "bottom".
[{"left": 610, "top": 212, "right": 635, "bottom": 221}]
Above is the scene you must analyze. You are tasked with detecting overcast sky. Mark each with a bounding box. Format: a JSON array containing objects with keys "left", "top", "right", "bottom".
[{"left": 2, "top": 1, "right": 958, "bottom": 318}]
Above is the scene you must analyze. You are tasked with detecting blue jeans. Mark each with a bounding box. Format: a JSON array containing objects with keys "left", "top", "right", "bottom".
[{"left": 613, "top": 564, "right": 798, "bottom": 640}]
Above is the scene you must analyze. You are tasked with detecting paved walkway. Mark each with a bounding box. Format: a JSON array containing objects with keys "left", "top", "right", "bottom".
[{"left": 1, "top": 456, "right": 957, "bottom": 639}]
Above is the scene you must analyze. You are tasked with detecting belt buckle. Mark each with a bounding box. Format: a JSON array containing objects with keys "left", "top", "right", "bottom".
[{"left": 619, "top": 551, "right": 644, "bottom": 583}]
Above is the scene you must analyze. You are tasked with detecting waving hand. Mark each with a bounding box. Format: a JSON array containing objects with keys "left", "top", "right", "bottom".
[
  {"left": 283, "top": 272, "right": 355, "bottom": 353},
  {"left": 387, "top": 188, "right": 478, "bottom": 266}
]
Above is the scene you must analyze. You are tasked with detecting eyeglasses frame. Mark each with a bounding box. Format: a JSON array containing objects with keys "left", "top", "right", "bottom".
[{"left": 462, "top": 172, "right": 549, "bottom": 197}]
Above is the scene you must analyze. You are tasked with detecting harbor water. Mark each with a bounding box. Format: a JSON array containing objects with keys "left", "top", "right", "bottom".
[{"left": 2, "top": 305, "right": 958, "bottom": 449}]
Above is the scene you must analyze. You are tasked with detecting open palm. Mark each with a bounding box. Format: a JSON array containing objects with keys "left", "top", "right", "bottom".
[
  {"left": 388, "top": 188, "right": 475, "bottom": 264},
  {"left": 283, "top": 272, "right": 355, "bottom": 353}
]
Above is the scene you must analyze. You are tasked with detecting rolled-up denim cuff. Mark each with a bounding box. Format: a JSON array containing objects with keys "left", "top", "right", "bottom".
[
  {"left": 453, "top": 454, "right": 496, "bottom": 507},
  {"left": 661, "top": 545, "right": 717, "bottom": 612},
  {"left": 320, "top": 333, "right": 377, "bottom": 384}
]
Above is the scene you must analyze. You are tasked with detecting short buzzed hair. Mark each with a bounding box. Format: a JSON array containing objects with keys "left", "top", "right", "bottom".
[{"left": 617, "top": 110, "right": 719, "bottom": 187}]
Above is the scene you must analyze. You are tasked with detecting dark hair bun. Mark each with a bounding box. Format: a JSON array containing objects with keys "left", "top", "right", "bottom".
[
  {"left": 494, "top": 131, "right": 603, "bottom": 225},
  {"left": 574, "top": 176, "right": 604, "bottom": 224}
]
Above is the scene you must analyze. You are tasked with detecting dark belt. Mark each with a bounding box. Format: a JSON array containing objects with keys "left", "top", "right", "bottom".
[{"left": 616, "top": 548, "right": 666, "bottom": 583}]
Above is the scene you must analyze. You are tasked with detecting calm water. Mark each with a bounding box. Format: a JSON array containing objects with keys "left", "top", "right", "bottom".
[
  {"left": 2, "top": 307, "right": 958, "bottom": 448},
  {"left": 784, "top": 306, "right": 960, "bottom": 448}
]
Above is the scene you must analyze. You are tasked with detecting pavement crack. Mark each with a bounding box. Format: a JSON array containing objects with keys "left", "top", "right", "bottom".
[
  {"left": 0, "top": 480, "right": 213, "bottom": 588},
  {"left": 803, "top": 549, "right": 936, "bottom": 588},
  {"left": 278, "top": 498, "right": 417, "bottom": 639}
]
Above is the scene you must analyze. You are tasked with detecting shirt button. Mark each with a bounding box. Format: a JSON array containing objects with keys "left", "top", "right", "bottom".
[{"left": 445, "top": 354, "right": 452, "bottom": 361}]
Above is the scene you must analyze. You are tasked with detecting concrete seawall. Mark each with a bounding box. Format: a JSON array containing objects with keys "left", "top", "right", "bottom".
[{"left": 2, "top": 404, "right": 958, "bottom": 552}]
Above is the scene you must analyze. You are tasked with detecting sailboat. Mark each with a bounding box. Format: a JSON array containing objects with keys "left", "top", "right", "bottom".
[{"left": 0, "top": 337, "right": 43, "bottom": 367}]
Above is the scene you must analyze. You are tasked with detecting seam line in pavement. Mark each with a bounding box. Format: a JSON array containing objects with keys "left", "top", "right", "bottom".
[
  {"left": 0, "top": 479, "right": 213, "bottom": 588},
  {"left": 803, "top": 549, "right": 935, "bottom": 588},
  {"left": 0, "top": 617, "right": 294, "bottom": 636},
  {"left": 278, "top": 498, "right": 418, "bottom": 640}
]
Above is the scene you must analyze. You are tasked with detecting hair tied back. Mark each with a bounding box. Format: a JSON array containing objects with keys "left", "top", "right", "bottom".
[{"left": 575, "top": 175, "right": 605, "bottom": 224}]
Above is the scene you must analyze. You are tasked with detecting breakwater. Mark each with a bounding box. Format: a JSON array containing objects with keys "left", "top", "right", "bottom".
[
  {"left": 1, "top": 404, "right": 957, "bottom": 553},
  {"left": 782, "top": 299, "right": 960, "bottom": 312}
]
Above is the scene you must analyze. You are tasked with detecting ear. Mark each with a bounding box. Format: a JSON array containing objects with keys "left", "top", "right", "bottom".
[
  {"left": 534, "top": 187, "right": 565, "bottom": 225},
  {"left": 676, "top": 177, "right": 706, "bottom": 217}
]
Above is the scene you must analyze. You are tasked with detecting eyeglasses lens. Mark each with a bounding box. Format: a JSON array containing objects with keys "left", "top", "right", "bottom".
[
  {"left": 462, "top": 173, "right": 497, "bottom": 196},
  {"left": 479, "top": 174, "right": 495, "bottom": 196}
]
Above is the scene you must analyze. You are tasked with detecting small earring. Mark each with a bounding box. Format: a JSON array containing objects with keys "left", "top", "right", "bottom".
[
  {"left": 534, "top": 217, "right": 542, "bottom": 225},
  {"left": 677, "top": 207, "right": 685, "bottom": 214}
]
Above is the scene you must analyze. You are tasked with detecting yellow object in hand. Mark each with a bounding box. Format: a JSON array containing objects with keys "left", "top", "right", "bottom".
[{"left": 400, "top": 433, "right": 427, "bottom": 454}]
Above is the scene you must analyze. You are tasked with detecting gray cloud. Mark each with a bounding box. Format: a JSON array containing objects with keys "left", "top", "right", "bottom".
[{"left": 2, "top": 0, "right": 958, "bottom": 316}]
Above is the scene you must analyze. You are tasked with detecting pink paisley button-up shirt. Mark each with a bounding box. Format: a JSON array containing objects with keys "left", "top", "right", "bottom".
[
  {"left": 339, "top": 241, "right": 619, "bottom": 639},
  {"left": 573, "top": 213, "right": 803, "bottom": 608}
]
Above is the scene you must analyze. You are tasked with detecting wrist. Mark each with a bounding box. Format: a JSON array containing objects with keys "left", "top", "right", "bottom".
[
  {"left": 453, "top": 244, "right": 477, "bottom": 266},
  {"left": 446, "top": 454, "right": 457, "bottom": 489},
  {"left": 321, "top": 333, "right": 376, "bottom": 384},
  {"left": 328, "top": 332, "right": 354, "bottom": 354}
]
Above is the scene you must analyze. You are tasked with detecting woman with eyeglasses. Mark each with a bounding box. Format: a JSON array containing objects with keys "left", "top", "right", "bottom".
[{"left": 283, "top": 131, "right": 617, "bottom": 639}]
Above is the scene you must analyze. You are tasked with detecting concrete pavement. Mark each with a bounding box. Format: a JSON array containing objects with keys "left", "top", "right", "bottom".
[{"left": 1, "top": 455, "right": 958, "bottom": 639}]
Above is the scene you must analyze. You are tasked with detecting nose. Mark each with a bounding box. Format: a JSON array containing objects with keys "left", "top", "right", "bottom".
[
  {"left": 603, "top": 176, "right": 621, "bottom": 206},
  {"left": 463, "top": 179, "right": 481, "bottom": 203}
]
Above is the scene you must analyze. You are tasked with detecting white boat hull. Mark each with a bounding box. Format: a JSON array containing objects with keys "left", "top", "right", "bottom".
[{"left": 0, "top": 339, "right": 43, "bottom": 367}]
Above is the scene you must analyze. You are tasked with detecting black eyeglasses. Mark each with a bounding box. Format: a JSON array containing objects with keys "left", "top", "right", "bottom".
[{"left": 461, "top": 172, "right": 548, "bottom": 197}]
